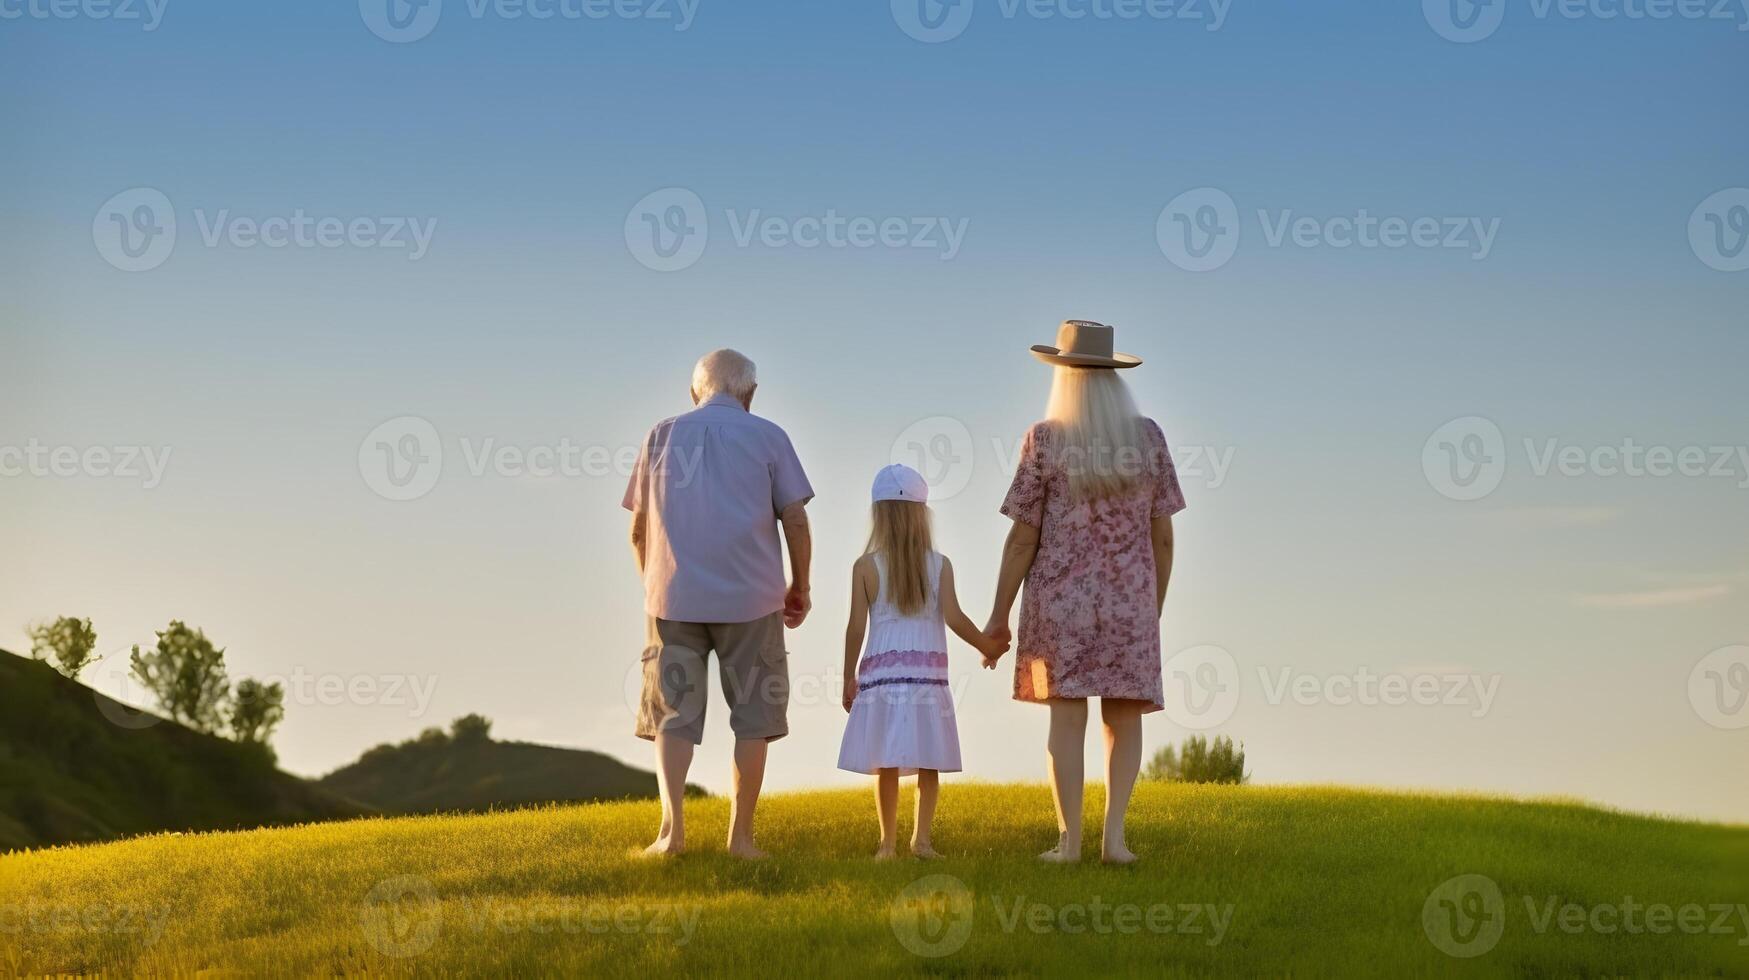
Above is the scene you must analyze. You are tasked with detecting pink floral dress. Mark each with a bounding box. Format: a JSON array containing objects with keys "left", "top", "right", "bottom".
[{"left": 999, "top": 418, "right": 1186, "bottom": 711}]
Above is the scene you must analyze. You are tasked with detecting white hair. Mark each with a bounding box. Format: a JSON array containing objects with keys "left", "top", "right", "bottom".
[
  {"left": 691, "top": 349, "right": 757, "bottom": 401},
  {"left": 1044, "top": 365, "right": 1148, "bottom": 501}
]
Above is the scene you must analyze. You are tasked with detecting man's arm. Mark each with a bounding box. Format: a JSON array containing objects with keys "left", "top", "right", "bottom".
[
  {"left": 629, "top": 509, "right": 648, "bottom": 574},
  {"left": 780, "top": 501, "right": 812, "bottom": 628}
]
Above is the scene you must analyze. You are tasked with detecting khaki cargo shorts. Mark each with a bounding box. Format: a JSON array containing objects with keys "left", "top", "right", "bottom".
[{"left": 635, "top": 613, "right": 789, "bottom": 745}]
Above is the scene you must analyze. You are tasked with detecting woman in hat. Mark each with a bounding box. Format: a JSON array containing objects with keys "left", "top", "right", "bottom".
[{"left": 983, "top": 320, "right": 1187, "bottom": 864}]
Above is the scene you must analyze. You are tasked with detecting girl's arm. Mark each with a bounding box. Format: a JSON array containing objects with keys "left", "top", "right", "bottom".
[
  {"left": 842, "top": 557, "right": 874, "bottom": 712},
  {"left": 984, "top": 519, "right": 1040, "bottom": 646},
  {"left": 939, "top": 558, "right": 1007, "bottom": 663}
]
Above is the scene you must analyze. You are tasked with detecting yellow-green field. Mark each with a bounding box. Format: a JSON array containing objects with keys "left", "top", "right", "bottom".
[{"left": 2, "top": 783, "right": 1746, "bottom": 977}]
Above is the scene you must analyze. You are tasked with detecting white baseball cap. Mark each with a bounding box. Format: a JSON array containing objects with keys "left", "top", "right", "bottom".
[{"left": 871, "top": 463, "right": 929, "bottom": 503}]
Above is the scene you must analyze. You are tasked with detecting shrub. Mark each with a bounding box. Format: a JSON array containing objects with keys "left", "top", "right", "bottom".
[
  {"left": 1144, "top": 734, "right": 1248, "bottom": 785},
  {"left": 27, "top": 616, "right": 99, "bottom": 679},
  {"left": 129, "top": 621, "right": 230, "bottom": 734}
]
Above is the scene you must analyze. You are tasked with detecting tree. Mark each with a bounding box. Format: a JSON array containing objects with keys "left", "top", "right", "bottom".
[
  {"left": 451, "top": 713, "right": 493, "bottom": 744},
  {"left": 129, "top": 621, "right": 230, "bottom": 734},
  {"left": 27, "top": 616, "right": 99, "bottom": 679},
  {"left": 1144, "top": 734, "right": 1248, "bottom": 785},
  {"left": 229, "top": 678, "right": 286, "bottom": 748}
]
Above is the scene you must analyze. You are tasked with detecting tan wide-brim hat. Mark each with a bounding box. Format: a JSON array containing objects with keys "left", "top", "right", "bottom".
[{"left": 1030, "top": 319, "right": 1142, "bottom": 369}]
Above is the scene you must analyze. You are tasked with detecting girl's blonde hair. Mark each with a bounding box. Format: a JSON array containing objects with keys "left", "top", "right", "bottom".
[
  {"left": 867, "top": 499, "right": 933, "bottom": 616},
  {"left": 1044, "top": 365, "right": 1148, "bottom": 502}
]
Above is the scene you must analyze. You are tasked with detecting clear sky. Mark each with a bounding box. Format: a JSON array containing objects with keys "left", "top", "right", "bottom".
[{"left": 2, "top": 0, "right": 1745, "bottom": 822}]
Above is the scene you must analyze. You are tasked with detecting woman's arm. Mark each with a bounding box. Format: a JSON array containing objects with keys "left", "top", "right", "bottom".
[
  {"left": 1152, "top": 513, "right": 1175, "bottom": 615},
  {"left": 985, "top": 519, "right": 1041, "bottom": 646},
  {"left": 842, "top": 557, "right": 873, "bottom": 711},
  {"left": 938, "top": 558, "right": 1008, "bottom": 662}
]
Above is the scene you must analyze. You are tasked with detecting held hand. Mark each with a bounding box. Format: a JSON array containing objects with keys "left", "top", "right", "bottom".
[
  {"left": 783, "top": 585, "right": 811, "bottom": 629},
  {"left": 842, "top": 673, "right": 857, "bottom": 713},
  {"left": 979, "top": 622, "right": 1011, "bottom": 669}
]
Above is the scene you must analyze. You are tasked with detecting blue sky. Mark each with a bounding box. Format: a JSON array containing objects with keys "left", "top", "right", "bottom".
[{"left": 2, "top": 0, "right": 1746, "bottom": 821}]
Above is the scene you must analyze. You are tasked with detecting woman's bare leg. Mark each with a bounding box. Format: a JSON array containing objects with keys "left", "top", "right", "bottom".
[
  {"left": 1100, "top": 698, "right": 1144, "bottom": 863},
  {"left": 912, "top": 770, "right": 941, "bottom": 858},
  {"left": 1041, "top": 698, "right": 1089, "bottom": 862},
  {"left": 875, "top": 768, "right": 899, "bottom": 859}
]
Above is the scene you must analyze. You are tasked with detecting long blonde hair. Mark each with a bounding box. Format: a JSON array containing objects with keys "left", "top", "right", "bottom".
[
  {"left": 1044, "top": 365, "right": 1148, "bottom": 501},
  {"left": 867, "top": 500, "right": 933, "bottom": 616}
]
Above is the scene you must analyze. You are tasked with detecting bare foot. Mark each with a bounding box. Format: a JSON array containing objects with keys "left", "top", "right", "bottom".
[
  {"left": 874, "top": 844, "right": 898, "bottom": 861},
  {"left": 726, "top": 840, "right": 769, "bottom": 860},
  {"left": 641, "top": 835, "right": 684, "bottom": 857},
  {"left": 910, "top": 843, "right": 942, "bottom": 860},
  {"left": 1101, "top": 844, "right": 1138, "bottom": 865},
  {"left": 1037, "top": 845, "right": 1082, "bottom": 864}
]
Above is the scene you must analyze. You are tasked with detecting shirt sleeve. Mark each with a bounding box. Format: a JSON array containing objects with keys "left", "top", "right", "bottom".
[
  {"left": 621, "top": 431, "right": 651, "bottom": 513},
  {"left": 1148, "top": 420, "right": 1187, "bottom": 519},
  {"left": 770, "top": 428, "right": 814, "bottom": 514},
  {"left": 999, "top": 423, "right": 1048, "bottom": 527}
]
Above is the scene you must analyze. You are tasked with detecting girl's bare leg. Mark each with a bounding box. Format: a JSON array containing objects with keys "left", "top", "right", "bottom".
[
  {"left": 875, "top": 768, "right": 899, "bottom": 859},
  {"left": 911, "top": 770, "right": 941, "bottom": 858}
]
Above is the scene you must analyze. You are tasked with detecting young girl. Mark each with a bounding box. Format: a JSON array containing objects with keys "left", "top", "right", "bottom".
[{"left": 838, "top": 464, "right": 1009, "bottom": 859}]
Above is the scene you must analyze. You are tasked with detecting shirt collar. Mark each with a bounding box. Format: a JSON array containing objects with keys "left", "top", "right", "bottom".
[{"left": 700, "top": 393, "right": 747, "bottom": 411}]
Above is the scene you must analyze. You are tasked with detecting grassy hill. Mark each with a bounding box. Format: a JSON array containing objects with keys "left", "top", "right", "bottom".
[
  {"left": 2, "top": 783, "right": 1744, "bottom": 976},
  {"left": 318, "top": 732, "right": 703, "bottom": 815},
  {"left": 0, "top": 650, "right": 363, "bottom": 851}
]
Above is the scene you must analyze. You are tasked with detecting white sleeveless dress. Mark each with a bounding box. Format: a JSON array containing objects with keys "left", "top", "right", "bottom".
[{"left": 837, "top": 551, "right": 962, "bottom": 775}]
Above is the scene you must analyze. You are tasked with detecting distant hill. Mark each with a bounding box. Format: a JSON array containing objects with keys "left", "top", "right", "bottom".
[
  {"left": 318, "top": 729, "right": 703, "bottom": 815},
  {"left": 0, "top": 650, "right": 365, "bottom": 851}
]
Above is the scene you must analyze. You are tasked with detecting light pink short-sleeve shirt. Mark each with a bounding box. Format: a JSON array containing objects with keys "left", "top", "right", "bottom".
[{"left": 623, "top": 394, "right": 814, "bottom": 624}]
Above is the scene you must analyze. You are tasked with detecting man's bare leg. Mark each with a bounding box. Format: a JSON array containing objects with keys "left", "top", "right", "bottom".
[
  {"left": 727, "top": 737, "right": 769, "bottom": 858},
  {"left": 644, "top": 733, "right": 693, "bottom": 856}
]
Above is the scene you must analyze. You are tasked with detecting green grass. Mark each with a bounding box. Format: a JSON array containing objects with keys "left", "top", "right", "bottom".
[{"left": 3, "top": 783, "right": 1746, "bottom": 977}]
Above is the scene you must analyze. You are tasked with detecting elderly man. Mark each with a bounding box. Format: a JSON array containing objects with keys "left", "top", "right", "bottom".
[{"left": 623, "top": 349, "right": 813, "bottom": 858}]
